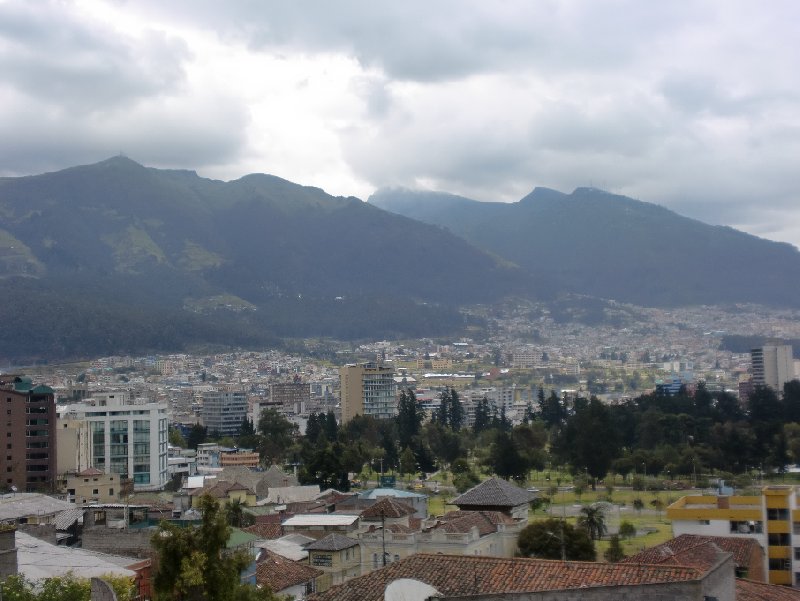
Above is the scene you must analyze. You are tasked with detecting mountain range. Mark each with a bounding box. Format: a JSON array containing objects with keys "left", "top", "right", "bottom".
[
  {"left": 370, "top": 186, "right": 800, "bottom": 307},
  {"left": 2, "top": 157, "right": 800, "bottom": 362},
  {"left": 0, "top": 157, "right": 523, "bottom": 362}
]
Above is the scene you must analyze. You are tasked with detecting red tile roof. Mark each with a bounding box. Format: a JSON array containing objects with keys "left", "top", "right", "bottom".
[
  {"left": 308, "top": 553, "right": 703, "bottom": 601},
  {"left": 256, "top": 550, "right": 323, "bottom": 592},
  {"left": 622, "top": 534, "right": 762, "bottom": 570},
  {"left": 360, "top": 497, "right": 416, "bottom": 520},
  {"left": 426, "top": 510, "right": 514, "bottom": 537},
  {"left": 737, "top": 579, "right": 800, "bottom": 601},
  {"left": 244, "top": 522, "right": 283, "bottom": 540}
]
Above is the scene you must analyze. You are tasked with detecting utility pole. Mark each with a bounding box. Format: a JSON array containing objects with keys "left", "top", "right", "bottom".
[{"left": 381, "top": 508, "right": 387, "bottom": 567}]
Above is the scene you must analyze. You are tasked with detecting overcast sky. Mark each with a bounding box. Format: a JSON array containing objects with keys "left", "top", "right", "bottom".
[{"left": 1, "top": 1, "right": 799, "bottom": 247}]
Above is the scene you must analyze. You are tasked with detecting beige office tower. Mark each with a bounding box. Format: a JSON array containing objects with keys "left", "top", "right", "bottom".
[
  {"left": 340, "top": 362, "right": 396, "bottom": 423},
  {"left": 751, "top": 344, "right": 795, "bottom": 393}
]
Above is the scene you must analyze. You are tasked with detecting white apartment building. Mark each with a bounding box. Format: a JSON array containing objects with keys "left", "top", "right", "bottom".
[
  {"left": 58, "top": 395, "right": 169, "bottom": 491},
  {"left": 751, "top": 344, "right": 795, "bottom": 394}
]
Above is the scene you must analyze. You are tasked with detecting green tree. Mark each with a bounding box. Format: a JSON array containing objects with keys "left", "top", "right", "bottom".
[
  {"left": 151, "top": 494, "right": 275, "bottom": 601},
  {"left": 473, "top": 397, "right": 492, "bottom": 434},
  {"left": 396, "top": 389, "right": 423, "bottom": 448},
  {"left": 187, "top": 424, "right": 207, "bottom": 450},
  {"left": 603, "top": 534, "right": 626, "bottom": 562},
  {"left": 324, "top": 411, "right": 338, "bottom": 442},
  {"left": 619, "top": 521, "right": 636, "bottom": 540},
  {"left": 578, "top": 503, "right": 608, "bottom": 540},
  {"left": 399, "top": 446, "right": 417, "bottom": 476},
  {"left": 448, "top": 388, "right": 464, "bottom": 430},
  {"left": 540, "top": 390, "right": 565, "bottom": 429},
  {"left": 225, "top": 498, "right": 245, "bottom": 528},
  {"left": 453, "top": 470, "right": 480, "bottom": 493},
  {"left": 485, "top": 429, "right": 528, "bottom": 481},
  {"left": 169, "top": 427, "right": 187, "bottom": 448},
  {"left": 257, "top": 408, "right": 298, "bottom": 465},
  {"left": 553, "top": 397, "right": 619, "bottom": 487},
  {"left": 517, "top": 518, "right": 595, "bottom": 561}
]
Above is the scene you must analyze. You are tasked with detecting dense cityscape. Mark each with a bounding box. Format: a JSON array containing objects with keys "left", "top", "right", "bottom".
[{"left": 3, "top": 301, "right": 800, "bottom": 600}]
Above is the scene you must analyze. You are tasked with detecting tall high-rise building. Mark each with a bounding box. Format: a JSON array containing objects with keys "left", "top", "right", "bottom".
[
  {"left": 340, "top": 362, "right": 396, "bottom": 423},
  {"left": 751, "top": 344, "right": 795, "bottom": 393},
  {"left": 201, "top": 388, "right": 248, "bottom": 437},
  {"left": 0, "top": 375, "right": 57, "bottom": 492}
]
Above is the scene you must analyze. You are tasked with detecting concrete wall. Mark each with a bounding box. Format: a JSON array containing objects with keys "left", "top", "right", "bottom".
[
  {"left": 82, "top": 527, "right": 154, "bottom": 559},
  {"left": 0, "top": 527, "right": 18, "bottom": 580}
]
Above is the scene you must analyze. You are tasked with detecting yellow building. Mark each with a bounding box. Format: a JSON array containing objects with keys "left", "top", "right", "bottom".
[
  {"left": 63, "top": 468, "right": 120, "bottom": 505},
  {"left": 305, "top": 533, "right": 361, "bottom": 590},
  {"left": 340, "top": 362, "right": 395, "bottom": 423},
  {"left": 667, "top": 485, "right": 800, "bottom": 586}
]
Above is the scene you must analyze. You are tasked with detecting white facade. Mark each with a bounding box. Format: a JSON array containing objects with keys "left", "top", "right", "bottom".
[
  {"left": 751, "top": 344, "right": 795, "bottom": 393},
  {"left": 59, "top": 397, "right": 169, "bottom": 491}
]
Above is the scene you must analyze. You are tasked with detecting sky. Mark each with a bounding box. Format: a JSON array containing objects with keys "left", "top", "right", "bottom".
[{"left": 1, "top": 1, "right": 799, "bottom": 247}]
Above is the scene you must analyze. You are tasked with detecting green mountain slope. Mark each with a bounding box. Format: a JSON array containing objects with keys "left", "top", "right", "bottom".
[
  {"left": 370, "top": 186, "right": 800, "bottom": 307},
  {"left": 0, "top": 158, "right": 529, "bottom": 362}
]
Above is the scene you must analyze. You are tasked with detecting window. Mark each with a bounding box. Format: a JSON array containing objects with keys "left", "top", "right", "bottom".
[
  {"left": 770, "top": 558, "right": 791, "bottom": 571},
  {"left": 92, "top": 489, "right": 99, "bottom": 495},
  {"left": 769, "top": 533, "right": 791, "bottom": 546},
  {"left": 768, "top": 508, "right": 789, "bottom": 521},
  {"left": 730, "top": 520, "right": 762, "bottom": 534},
  {"left": 794, "top": 548, "right": 800, "bottom": 560},
  {"left": 109, "top": 488, "right": 114, "bottom": 496}
]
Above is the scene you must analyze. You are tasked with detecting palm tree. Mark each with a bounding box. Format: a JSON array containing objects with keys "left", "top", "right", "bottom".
[{"left": 578, "top": 503, "right": 608, "bottom": 541}]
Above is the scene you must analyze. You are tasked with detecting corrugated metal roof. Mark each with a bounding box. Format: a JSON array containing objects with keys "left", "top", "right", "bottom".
[
  {"left": 16, "top": 531, "right": 136, "bottom": 580},
  {"left": 282, "top": 514, "right": 359, "bottom": 527},
  {"left": 0, "top": 493, "right": 73, "bottom": 521}
]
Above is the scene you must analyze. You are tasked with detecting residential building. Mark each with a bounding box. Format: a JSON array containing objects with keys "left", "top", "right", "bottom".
[
  {"left": 255, "top": 549, "right": 323, "bottom": 600},
  {"left": 358, "top": 499, "right": 523, "bottom": 572},
  {"left": 58, "top": 396, "right": 168, "bottom": 491},
  {"left": 201, "top": 388, "right": 248, "bottom": 437},
  {"left": 219, "top": 448, "right": 260, "bottom": 468},
  {"left": 63, "top": 467, "right": 120, "bottom": 505},
  {"left": 0, "top": 376, "right": 57, "bottom": 492},
  {"left": 339, "top": 363, "right": 395, "bottom": 423},
  {"left": 622, "top": 533, "right": 766, "bottom": 582},
  {"left": 751, "top": 344, "right": 795, "bottom": 393},
  {"left": 307, "top": 552, "right": 737, "bottom": 601},
  {"left": 667, "top": 485, "right": 800, "bottom": 586},
  {"left": 338, "top": 488, "right": 428, "bottom": 519},
  {"left": 270, "top": 381, "right": 311, "bottom": 415},
  {"left": 305, "top": 533, "right": 361, "bottom": 589},
  {"left": 451, "top": 477, "right": 536, "bottom": 521},
  {"left": 189, "top": 480, "right": 256, "bottom": 508},
  {"left": 282, "top": 514, "right": 360, "bottom": 539}
]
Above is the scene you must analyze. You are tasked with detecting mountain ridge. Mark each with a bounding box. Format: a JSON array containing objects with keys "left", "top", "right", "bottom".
[
  {"left": 369, "top": 185, "right": 800, "bottom": 307},
  {"left": 0, "top": 158, "right": 529, "bottom": 362}
]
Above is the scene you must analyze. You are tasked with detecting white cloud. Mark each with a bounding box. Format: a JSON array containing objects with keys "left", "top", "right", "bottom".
[{"left": 0, "top": 0, "right": 799, "bottom": 247}]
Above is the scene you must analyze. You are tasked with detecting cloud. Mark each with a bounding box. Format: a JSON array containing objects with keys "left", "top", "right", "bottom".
[
  {"left": 1, "top": 0, "right": 800, "bottom": 248},
  {"left": 0, "top": 0, "right": 251, "bottom": 177}
]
